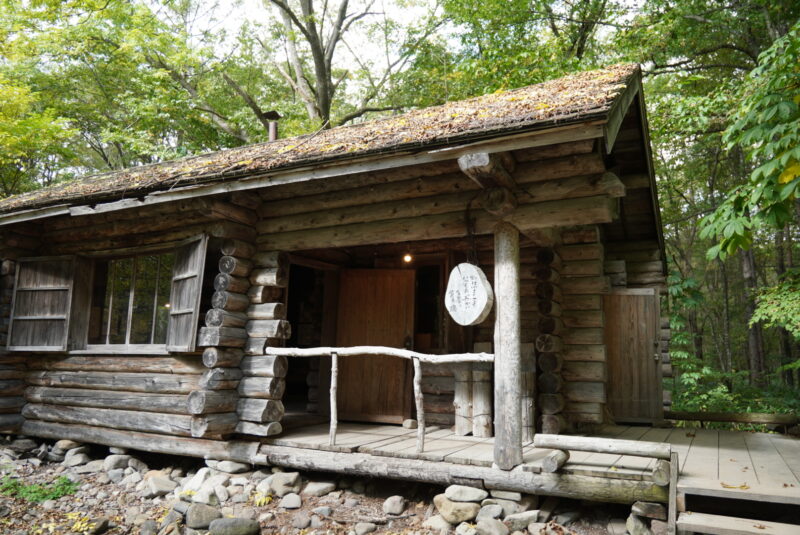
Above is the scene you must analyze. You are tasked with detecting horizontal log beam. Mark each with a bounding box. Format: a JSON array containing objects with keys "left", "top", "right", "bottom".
[
  {"left": 21, "top": 420, "right": 259, "bottom": 461},
  {"left": 26, "top": 386, "right": 189, "bottom": 414},
  {"left": 27, "top": 371, "right": 200, "bottom": 394},
  {"left": 27, "top": 356, "right": 204, "bottom": 374},
  {"left": 663, "top": 410, "right": 797, "bottom": 426},
  {"left": 262, "top": 444, "right": 668, "bottom": 504},
  {"left": 534, "top": 434, "right": 671, "bottom": 460},
  {"left": 257, "top": 195, "right": 616, "bottom": 251},
  {"left": 23, "top": 403, "right": 193, "bottom": 437}
]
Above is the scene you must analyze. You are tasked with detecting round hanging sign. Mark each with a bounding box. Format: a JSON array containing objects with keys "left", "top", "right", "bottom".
[{"left": 445, "top": 263, "right": 494, "bottom": 326}]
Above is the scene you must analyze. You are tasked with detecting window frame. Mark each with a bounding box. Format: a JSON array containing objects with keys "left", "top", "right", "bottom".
[
  {"left": 86, "top": 250, "right": 175, "bottom": 352},
  {"left": 7, "top": 234, "right": 208, "bottom": 354}
]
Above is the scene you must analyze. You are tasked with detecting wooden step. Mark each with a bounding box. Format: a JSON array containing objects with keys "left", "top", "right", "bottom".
[{"left": 677, "top": 512, "right": 798, "bottom": 535}]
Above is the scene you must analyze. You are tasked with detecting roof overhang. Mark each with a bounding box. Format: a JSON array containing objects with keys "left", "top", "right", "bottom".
[{"left": 0, "top": 120, "right": 607, "bottom": 227}]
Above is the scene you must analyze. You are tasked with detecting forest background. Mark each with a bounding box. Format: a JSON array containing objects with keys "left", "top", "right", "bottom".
[{"left": 1, "top": 0, "right": 799, "bottom": 420}]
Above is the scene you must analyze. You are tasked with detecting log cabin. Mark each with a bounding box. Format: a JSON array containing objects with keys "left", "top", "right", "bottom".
[{"left": 0, "top": 64, "right": 677, "bottom": 503}]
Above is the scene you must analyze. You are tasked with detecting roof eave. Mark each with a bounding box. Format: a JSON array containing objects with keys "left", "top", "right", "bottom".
[{"left": 0, "top": 116, "right": 610, "bottom": 227}]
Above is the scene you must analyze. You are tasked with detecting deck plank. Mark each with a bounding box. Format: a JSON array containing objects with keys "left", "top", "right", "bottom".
[
  {"left": 664, "top": 426, "right": 696, "bottom": 474},
  {"left": 744, "top": 432, "right": 799, "bottom": 489},
  {"left": 677, "top": 512, "right": 799, "bottom": 535},
  {"left": 681, "top": 428, "right": 718, "bottom": 481},
  {"left": 769, "top": 434, "right": 800, "bottom": 484},
  {"left": 717, "top": 429, "right": 759, "bottom": 489}
]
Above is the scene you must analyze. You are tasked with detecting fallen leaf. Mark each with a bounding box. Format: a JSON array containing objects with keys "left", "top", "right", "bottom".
[
  {"left": 720, "top": 482, "right": 750, "bottom": 490},
  {"left": 753, "top": 524, "right": 766, "bottom": 530}
]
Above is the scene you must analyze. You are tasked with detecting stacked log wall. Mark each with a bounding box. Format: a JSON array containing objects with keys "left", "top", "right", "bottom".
[
  {"left": 0, "top": 259, "right": 25, "bottom": 432},
  {"left": 532, "top": 248, "right": 564, "bottom": 436},
  {"left": 8, "top": 196, "right": 260, "bottom": 443},
  {"left": 556, "top": 227, "right": 609, "bottom": 427},
  {"left": 234, "top": 248, "right": 290, "bottom": 437}
]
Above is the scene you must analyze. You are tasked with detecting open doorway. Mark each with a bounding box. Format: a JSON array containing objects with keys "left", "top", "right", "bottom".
[{"left": 283, "top": 245, "right": 455, "bottom": 429}]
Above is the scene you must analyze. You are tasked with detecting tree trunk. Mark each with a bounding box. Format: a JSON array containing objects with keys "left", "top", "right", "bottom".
[
  {"left": 775, "top": 229, "right": 795, "bottom": 387},
  {"left": 741, "top": 249, "right": 766, "bottom": 387}
]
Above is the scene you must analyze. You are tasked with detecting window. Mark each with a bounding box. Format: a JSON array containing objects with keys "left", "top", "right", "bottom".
[
  {"left": 88, "top": 253, "right": 174, "bottom": 346},
  {"left": 7, "top": 235, "right": 208, "bottom": 353}
]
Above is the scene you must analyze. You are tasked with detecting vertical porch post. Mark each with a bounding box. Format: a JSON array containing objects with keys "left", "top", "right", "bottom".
[{"left": 493, "top": 221, "right": 523, "bottom": 469}]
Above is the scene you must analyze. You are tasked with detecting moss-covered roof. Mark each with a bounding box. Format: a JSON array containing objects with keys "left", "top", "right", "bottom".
[{"left": 0, "top": 64, "right": 639, "bottom": 214}]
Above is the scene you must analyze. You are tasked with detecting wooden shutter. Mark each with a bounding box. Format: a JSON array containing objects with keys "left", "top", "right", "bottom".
[
  {"left": 8, "top": 257, "right": 75, "bottom": 352},
  {"left": 166, "top": 235, "right": 208, "bottom": 352}
]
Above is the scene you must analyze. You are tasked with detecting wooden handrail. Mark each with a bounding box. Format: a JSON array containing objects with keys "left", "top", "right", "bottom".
[
  {"left": 263, "top": 345, "right": 493, "bottom": 364},
  {"left": 263, "top": 346, "right": 492, "bottom": 451},
  {"left": 664, "top": 410, "right": 797, "bottom": 426}
]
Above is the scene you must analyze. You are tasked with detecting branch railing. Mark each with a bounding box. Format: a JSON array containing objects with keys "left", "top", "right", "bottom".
[{"left": 263, "top": 346, "right": 494, "bottom": 452}]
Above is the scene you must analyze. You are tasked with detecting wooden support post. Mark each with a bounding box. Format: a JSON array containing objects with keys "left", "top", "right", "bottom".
[
  {"left": 493, "top": 222, "right": 523, "bottom": 469},
  {"left": 413, "top": 357, "right": 425, "bottom": 453},
  {"left": 329, "top": 352, "right": 338, "bottom": 447},
  {"left": 668, "top": 451, "right": 678, "bottom": 535}
]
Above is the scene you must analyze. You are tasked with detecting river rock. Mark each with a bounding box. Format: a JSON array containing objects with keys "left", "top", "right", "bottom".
[
  {"left": 75, "top": 460, "right": 105, "bottom": 474},
  {"left": 292, "top": 512, "right": 312, "bottom": 529},
  {"left": 313, "top": 506, "right": 332, "bottom": 517},
  {"left": 186, "top": 504, "right": 222, "bottom": 529},
  {"left": 477, "top": 504, "right": 504, "bottom": 521},
  {"left": 456, "top": 522, "right": 478, "bottom": 535},
  {"left": 215, "top": 461, "right": 250, "bottom": 474},
  {"left": 476, "top": 518, "right": 509, "bottom": 535},
  {"left": 145, "top": 476, "right": 178, "bottom": 498},
  {"left": 383, "top": 495, "right": 407, "bottom": 515},
  {"left": 53, "top": 439, "right": 81, "bottom": 453},
  {"left": 208, "top": 517, "right": 260, "bottom": 535},
  {"left": 270, "top": 472, "right": 301, "bottom": 497},
  {"left": 481, "top": 499, "right": 519, "bottom": 517},
  {"left": 64, "top": 453, "right": 91, "bottom": 467},
  {"left": 489, "top": 490, "right": 521, "bottom": 501},
  {"left": 183, "top": 468, "right": 212, "bottom": 493},
  {"left": 279, "top": 492, "right": 302, "bottom": 509},
  {"left": 445, "top": 485, "right": 489, "bottom": 503},
  {"left": 434, "top": 494, "right": 481, "bottom": 524},
  {"left": 139, "top": 520, "right": 158, "bottom": 535},
  {"left": 107, "top": 469, "right": 125, "bottom": 484},
  {"left": 504, "top": 510, "right": 540, "bottom": 531},
  {"left": 355, "top": 522, "right": 377, "bottom": 535},
  {"left": 103, "top": 454, "right": 132, "bottom": 471},
  {"left": 302, "top": 481, "right": 336, "bottom": 497},
  {"left": 423, "top": 514, "right": 452, "bottom": 532}
]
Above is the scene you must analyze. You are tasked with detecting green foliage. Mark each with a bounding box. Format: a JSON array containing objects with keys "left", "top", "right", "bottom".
[
  {"left": 751, "top": 269, "right": 800, "bottom": 339},
  {"left": 0, "top": 475, "right": 78, "bottom": 502},
  {"left": 701, "top": 20, "right": 800, "bottom": 259},
  {"left": 0, "top": 75, "right": 74, "bottom": 197}
]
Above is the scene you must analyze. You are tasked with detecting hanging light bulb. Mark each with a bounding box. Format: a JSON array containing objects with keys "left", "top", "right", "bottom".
[{"left": 403, "top": 253, "right": 413, "bottom": 263}]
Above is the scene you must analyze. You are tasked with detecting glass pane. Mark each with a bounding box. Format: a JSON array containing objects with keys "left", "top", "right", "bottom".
[
  {"left": 154, "top": 253, "right": 174, "bottom": 345},
  {"left": 130, "top": 255, "right": 158, "bottom": 344},
  {"left": 107, "top": 258, "right": 133, "bottom": 344},
  {"left": 88, "top": 261, "right": 109, "bottom": 345}
]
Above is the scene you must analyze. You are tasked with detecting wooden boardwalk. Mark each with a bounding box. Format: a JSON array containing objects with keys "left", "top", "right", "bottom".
[{"left": 263, "top": 423, "right": 800, "bottom": 507}]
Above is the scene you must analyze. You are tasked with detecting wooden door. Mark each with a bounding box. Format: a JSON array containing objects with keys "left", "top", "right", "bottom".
[
  {"left": 604, "top": 289, "right": 663, "bottom": 423},
  {"left": 336, "top": 269, "right": 415, "bottom": 424}
]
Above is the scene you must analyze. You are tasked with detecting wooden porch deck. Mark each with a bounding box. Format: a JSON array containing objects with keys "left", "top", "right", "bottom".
[{"left": 262, "top": 423, "right": 800, "bottom": 506}]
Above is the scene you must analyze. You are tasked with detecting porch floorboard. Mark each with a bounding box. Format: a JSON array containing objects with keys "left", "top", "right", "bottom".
[{"left": 261, "top": 422, "right": 800, "bottom": 506}]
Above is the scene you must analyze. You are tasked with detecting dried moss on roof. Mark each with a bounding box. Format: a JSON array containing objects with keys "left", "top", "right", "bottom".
[{"left": 0, "top": 64, "right": 639, "bottom": 214}]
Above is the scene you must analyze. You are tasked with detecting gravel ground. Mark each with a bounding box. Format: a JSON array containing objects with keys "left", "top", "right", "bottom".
[{"left": 0, "top": 435, "right": 639, "bottom": 535}]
